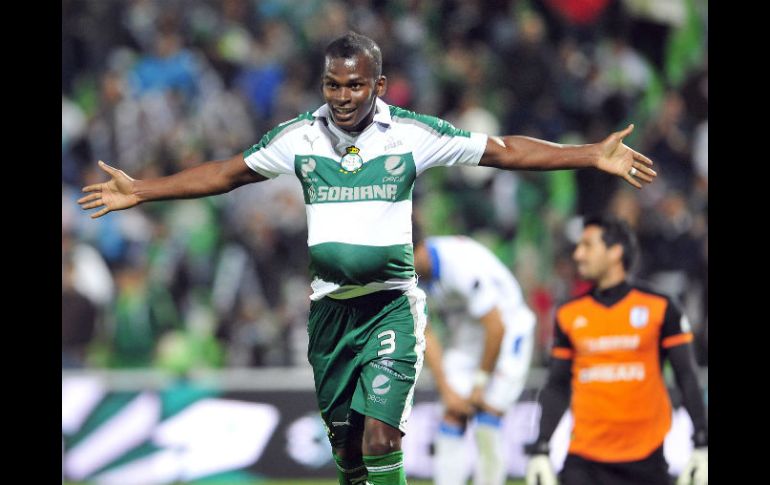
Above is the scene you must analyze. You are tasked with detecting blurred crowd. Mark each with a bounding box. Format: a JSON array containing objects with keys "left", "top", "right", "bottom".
[{"left": 62, "top": 0, "right": 708, "bottom": 372}]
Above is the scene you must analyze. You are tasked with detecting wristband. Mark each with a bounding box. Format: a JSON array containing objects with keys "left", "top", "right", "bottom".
[
  {"left": 473, "top": 370, "right": 490, "bottom": 387},
  {"left": 524, "top": 440, "right": 550, "bottom": 456}
]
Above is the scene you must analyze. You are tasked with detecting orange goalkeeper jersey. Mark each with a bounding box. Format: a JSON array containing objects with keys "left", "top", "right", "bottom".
[{"left": 552, "top": 282, "right": 693, "bottom": 462}]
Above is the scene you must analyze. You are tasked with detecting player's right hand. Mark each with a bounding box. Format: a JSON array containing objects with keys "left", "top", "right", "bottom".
[
  {"left": 677, "top": 447, "right": 707, "bottom": 485},
  {"left": 78, "top": 160, "right": 140, "bottom": 218},
  {"left": 442, "top": 388, "right": 473, "bottom": 417},
  {"left": 525, "top": 454, "right": 557, "bottom": 485}
]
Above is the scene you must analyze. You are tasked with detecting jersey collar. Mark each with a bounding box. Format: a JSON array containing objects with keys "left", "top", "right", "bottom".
[{"left": 591, "top": 280, "right": 632, "bottom": 307}]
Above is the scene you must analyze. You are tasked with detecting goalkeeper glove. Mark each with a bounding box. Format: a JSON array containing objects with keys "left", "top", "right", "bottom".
[
  {"left": 677, "top": 447, "right": 707, "bottom": 485},
  {"left": 524, "top": 441, "right": 557, "bottom": 485}
]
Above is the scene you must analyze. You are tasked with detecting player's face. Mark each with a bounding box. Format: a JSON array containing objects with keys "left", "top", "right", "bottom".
[
  {"left": 322, "top": 54, "right": 386, "bottom": 132},
  {"left": 573, "top": 226, "right": 612, "bottom": 282}
]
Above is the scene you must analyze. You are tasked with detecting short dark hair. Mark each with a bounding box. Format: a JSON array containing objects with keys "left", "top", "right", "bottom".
[
  {"left": 324, "top": 31, "right": 382, "bottom": 78},
  {"left": 583, "top": 215, "right": 639, "bottom": 271}
]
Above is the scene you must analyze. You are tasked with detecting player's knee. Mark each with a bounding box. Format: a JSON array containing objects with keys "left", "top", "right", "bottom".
[
  {"left": 334, "top": 445, "right": 362, "bottom": 462},
  {"left": 363, "top": 419, "right": 402, "bottom": 455},
  {"left": 364, "top": 435, "right": 401, "bottom": 455}
]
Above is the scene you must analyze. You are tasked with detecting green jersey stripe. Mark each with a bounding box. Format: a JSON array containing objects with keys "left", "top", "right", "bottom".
[
  {"left": 309, "top": 242, "right": 414, "bottom": 286},
  {"left": 389, "top": 106, "right": 471, "bottom": 138},
  {"left": 243, "top": 112, "right": 314, "bottom": 158}
]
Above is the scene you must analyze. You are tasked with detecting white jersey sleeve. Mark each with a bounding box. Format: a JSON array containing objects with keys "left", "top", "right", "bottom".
[
  {"left": 243, "top": 114, "right": 314, "bottom": 178},
  {"left": 389, "top": 108, "right": 487, "bottom": 175}
]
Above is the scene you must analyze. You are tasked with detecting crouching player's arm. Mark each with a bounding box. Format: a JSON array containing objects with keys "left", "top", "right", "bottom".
[
  {"left": 424, "top": 324, "right": 473, "bottom": 418},
  {"left": 469, "top": 307, "right": 505, "bottom": 411}
]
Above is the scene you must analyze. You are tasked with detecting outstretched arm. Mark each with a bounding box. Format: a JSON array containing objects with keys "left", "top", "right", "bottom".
[
  {"left": 78, "top": 154, "right": 266, "bottom": 218},
  {"left": 478, "top": 124, "right": 656, "bottom": 189}
]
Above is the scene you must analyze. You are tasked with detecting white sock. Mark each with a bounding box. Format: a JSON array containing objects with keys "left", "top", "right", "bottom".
[
  {"left": 434, "top": 421, "right": 469, "bottom": 485},
  {"left": 473, "top": 414, "right": 505, "bottom": 485}
]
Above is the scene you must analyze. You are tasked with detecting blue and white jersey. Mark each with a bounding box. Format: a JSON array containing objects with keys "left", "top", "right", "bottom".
[{"left": 422, "top": 236, "right": 534, "bottom": 358}]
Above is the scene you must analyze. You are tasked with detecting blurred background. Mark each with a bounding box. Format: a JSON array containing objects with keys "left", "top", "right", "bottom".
[{"left": 62, "top": 0, "right": 707, "bottom": 483}]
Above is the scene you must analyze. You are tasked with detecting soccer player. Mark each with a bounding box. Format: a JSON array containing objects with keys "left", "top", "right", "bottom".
[
  {"left": 414, "top": 230, "right": 535, "bottom": 485},
  {"left": 524, "top": 215, "right": 707, "bottom": 485},
  {"left": 78, "top": 32, "right": 656, "bottom": 485}
]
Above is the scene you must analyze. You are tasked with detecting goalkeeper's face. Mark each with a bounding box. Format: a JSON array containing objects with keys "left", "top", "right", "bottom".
[
  {"left": 322, "top": 54, "right": 386, "bottom": 132},
  {"left": 573, "top": 226, "right": 621, "bottom": 282}
]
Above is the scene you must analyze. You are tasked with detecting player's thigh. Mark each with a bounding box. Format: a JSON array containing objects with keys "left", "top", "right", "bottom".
[
  {"left": 352, "top": 287, "right": 427, "bottom": 433},
  {"left": 559, "top": 454, "right": 601, "bottom": 485},
  {"left": 609, "top": 446, "right": 673, "bottom": 485},
  {"left": 307, "top": 298, "right": 362, "bottom": 447}
]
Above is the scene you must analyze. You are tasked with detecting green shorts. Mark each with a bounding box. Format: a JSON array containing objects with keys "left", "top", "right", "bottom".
[{"left": 307, "top": 287, "right": 427, "bottom": 448}]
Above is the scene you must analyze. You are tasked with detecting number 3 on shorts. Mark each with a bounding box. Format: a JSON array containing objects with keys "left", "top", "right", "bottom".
[{"left": 377, "top": 329, "right": 396, "bottom": 356}]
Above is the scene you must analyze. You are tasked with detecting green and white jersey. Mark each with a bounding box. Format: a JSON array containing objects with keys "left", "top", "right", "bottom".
[{"left": 243, "top": 98, "right": 487, "bottom": 301}]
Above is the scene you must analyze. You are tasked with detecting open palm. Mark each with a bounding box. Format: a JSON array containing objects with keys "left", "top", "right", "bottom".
[
  {"left": 77, "top": 161, "right": 140, "bottom": 218},
  {"left": 597, "top": 124, "right": 657, "bottom": 189}
]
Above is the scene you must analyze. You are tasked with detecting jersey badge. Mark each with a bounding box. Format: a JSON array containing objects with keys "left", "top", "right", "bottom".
[
  {"left": 629, "top": 306, "right": 649, "bottom": 328},
  {"left": 340, "top": 146, "right": 364, "bottom": 173}
]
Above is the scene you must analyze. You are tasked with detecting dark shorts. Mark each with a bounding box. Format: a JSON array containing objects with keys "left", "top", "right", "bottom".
[
  {"left": 560, "top": 446, "right": 673, "bottom": 485},
  {"left": 307, "top": 288, "right": 427, "bottom": 448}
]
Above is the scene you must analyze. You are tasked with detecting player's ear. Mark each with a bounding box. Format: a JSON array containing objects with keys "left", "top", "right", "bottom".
[
  {"left": 608, "top": 244, "right": 623, "bottom": 266},
  {"left": 376, "top": 75, "right": 387, "bottom": 97}
]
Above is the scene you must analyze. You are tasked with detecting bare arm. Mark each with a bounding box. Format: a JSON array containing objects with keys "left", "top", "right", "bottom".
[
  {"left": 478, "top": 124, "right": 656, "bottom": 189},
  {"left": 425, "top": 323, "right": 474, "bottom": 416},
  {"left": 78, "top": 154, "right": 266, "bottom": 218},
  {"left": 477, "top": 307, "right": 505, "bottom": 376},
  {"left": 469, "top": 307, "right": 505, "bottom": 410}
]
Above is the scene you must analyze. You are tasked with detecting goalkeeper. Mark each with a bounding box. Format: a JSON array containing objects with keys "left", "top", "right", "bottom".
[{"left": 525, "top": 215, "right": 707, "bottom": 485}]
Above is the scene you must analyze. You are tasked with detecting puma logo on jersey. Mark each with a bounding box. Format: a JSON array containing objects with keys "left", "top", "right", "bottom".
[
  {"left": 573, "top": 315, "right": 588, "bottom": 329},
  {"left": 303, "top": 134, "right": 320, "bottom": 150}
]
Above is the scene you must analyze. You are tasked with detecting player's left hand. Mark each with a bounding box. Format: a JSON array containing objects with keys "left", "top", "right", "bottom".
[
  {"left": 443, "top": 388, "right": 474, "bottom": 416},
  {"left": 596, "top": 124, "right": 657, "bottom": 189},
  {"left": 677, "top": 447, "right": 707, "bottom": 485},
  {"left": 469, "top": 386, "right": 485, "bottom": 410}
]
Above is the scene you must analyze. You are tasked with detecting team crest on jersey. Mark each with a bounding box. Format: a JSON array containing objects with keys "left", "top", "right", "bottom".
[
  {"left": 573, "top": 315, "right": 588, "bottom": 329},
  {"left": 339, "top": 146, "right": 364, "bottom": 173},
  {"left": 629, "top": 306, "right": 649, "bottom": 328}
]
